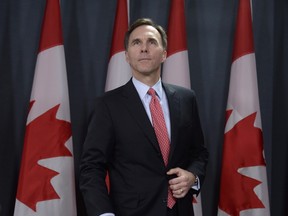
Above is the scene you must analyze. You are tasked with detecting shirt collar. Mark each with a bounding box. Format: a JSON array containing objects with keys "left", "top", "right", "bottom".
[{"left": 132, "top": 77, "right": 163, "bottom": 101}]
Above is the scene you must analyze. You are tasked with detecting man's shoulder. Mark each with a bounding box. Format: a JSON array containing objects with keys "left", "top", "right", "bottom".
[
  {"left": 163, "top": 82, "right": 196, "bottom": 96},
  {"left": 98, "top": 80, "right": 135, "bottom": 103}
]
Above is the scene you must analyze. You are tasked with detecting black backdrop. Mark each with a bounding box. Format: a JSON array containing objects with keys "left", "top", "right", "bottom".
[{"left": 0, "top": 0, "right": 287, "bottom": 215}]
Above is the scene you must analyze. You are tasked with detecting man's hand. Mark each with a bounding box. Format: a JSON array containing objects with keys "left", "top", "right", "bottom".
[{"left": 167, "top": 167, "right": 196, "bottom": 198}]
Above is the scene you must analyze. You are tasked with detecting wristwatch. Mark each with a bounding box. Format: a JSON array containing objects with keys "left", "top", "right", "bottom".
[{"left": 194, "top": 176, "right": 198, "bottom": 185}]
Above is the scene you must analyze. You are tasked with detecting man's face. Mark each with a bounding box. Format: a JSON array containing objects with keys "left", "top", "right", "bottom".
[{"left": 125, "top": 25, "right": 167, "bottom": 78}]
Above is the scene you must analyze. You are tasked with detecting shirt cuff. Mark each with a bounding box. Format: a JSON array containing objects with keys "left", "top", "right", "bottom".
[{"left": 192, "top": 176, "right": 200, "bottom": 190}]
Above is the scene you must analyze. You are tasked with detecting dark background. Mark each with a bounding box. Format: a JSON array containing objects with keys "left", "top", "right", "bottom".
[{"left": 0, "top": 0, "right": 287, "bottom": 215}]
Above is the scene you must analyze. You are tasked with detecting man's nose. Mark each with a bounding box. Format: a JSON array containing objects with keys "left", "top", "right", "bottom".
[{"left": 140, "top": 43, "right": 148, "bottom": 53}]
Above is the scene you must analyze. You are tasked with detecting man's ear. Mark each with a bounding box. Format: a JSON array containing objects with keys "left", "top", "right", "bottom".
[
  {"left": 161, "top": 50, "right": 167, "bottom": 63},
  {"left": 125, "top": 51, "right": 129, "bottom": 63}
]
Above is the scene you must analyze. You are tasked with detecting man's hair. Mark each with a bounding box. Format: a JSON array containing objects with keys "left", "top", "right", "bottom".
[{"left": 124, "top": 18, "right": 167, "bottom": 50}]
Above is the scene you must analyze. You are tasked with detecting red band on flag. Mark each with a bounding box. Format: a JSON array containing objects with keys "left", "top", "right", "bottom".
[
  {"left": 38, "top": 0, "right": 63, "bottom": 53},
  {"left": 109, "top": 0, "right": 128, "bottom": 57},
  {"left": 232, "top": 0, "right": 254, "bottom": 62},
  {"left": 166, "top": 0, "right": 187, "bottom": 57}
]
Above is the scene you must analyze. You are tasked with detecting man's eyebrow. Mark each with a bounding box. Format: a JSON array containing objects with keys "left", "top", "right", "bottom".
[
  {"left": 147, "top": 38, "right": 158, "bottom": 42},
  {"left": 130, "top": 38, "right": 141, "bottom": 43}
]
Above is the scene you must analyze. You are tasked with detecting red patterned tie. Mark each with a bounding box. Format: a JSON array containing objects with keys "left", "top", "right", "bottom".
[{"left": 148, "top": 88, "right": 176, "bottom": 209}]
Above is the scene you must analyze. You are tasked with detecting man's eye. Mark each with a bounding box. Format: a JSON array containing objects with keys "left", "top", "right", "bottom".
[{"left": 132, "top": 40, "right": 140, "bottom": 45}]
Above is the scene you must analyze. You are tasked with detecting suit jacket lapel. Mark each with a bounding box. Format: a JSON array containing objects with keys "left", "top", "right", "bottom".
[
  {"left": 163, "top": 83, "right": 180, "bottom": 164},
  {"left": 121, "top": 80, "right": 161, "bottom": 153}
]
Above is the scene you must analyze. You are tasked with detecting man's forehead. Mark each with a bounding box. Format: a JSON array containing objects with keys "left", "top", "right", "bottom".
[{"left": 130, "top": 25, "right": 160, "bottom": 39}]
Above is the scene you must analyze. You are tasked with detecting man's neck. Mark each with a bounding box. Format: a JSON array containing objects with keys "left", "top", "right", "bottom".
[{"left": 132, "top": 73, "right": 161, "bottom": 87}]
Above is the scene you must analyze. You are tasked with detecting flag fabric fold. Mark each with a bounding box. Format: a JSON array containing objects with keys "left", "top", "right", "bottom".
[
  {"left": 218, "top": 0, "right": 270, "bottom": 216},
  {"left": 13, "top": 0, "right": 77, "bottom": 215},
  {"left": 162, "top": 0, "right": 202, "bottom": 215},
  {"left": 105, "top": 0, "right": 131, "bottom": 91}
]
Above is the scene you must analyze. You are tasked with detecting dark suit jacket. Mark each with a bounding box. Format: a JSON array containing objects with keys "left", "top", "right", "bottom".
[{"left": 80, "top": 79, "right": 208, "bottom": 216}]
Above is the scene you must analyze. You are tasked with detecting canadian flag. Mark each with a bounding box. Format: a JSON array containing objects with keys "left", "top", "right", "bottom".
[
  {"left": 218, "top": 0, "right": 270, "bottom": 216},
  {"left": 105, "top": 0, "right": 131, "bottom": 91},
  {"left": 13, "top": 0, "right": 77, "bottom": 215},
  {"left": 162, "top": 0, "right": 202, "bottom": 215}
]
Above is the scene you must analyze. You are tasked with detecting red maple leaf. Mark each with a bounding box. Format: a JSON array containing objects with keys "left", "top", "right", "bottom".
[
  {"left": 219, "top": 111, "right": 266, "bottom": 216},
  {"left": 16, "top": 102, "right": 72, "bottom": 211}
]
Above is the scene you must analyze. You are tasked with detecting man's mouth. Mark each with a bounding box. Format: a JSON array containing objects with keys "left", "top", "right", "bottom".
[{"left": 139, "top": 58, "right": 151, "bottom": 61}]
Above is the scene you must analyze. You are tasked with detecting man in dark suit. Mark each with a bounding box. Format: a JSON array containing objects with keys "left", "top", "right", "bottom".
[{"left": 79, "top": 18, "right": 209, "bottom": 216}]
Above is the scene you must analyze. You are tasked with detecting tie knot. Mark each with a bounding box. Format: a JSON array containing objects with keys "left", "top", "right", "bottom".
[{"left": 148, "top": 88, "right": 156, "bottom": 97}]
